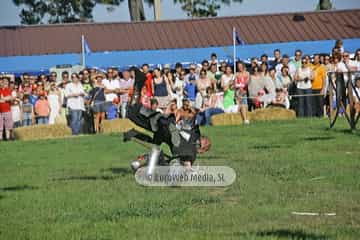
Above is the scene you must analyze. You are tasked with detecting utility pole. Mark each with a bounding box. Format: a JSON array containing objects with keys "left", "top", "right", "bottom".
[{"left": 154, "top": 0, "right": 161, "bottom": 20}]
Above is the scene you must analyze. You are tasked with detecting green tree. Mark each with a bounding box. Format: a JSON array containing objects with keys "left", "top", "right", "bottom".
[
  {"left": 316, "top": 0, "right": 332, "bottom": 10},
  {"left": 13, "top": 0, "right": 243, "bottom": 24},
  {"left": 174, "top": 0, "right": 243, "bottom": 18}
]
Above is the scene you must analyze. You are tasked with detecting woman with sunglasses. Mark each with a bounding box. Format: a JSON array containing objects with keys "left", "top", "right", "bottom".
[{"left": 294, "top": 57, "right": 313, "bottom": 117}]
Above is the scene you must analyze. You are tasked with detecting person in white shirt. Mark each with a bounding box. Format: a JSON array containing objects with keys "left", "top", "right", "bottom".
[
  {"left": 102, "top": 68, "right": 120, "bottom": 115},
  {"left": 276, "top": 55, "right": 296, "bottom": 79},
  {"left": 294, "top": 57, "right": 313, "bottom": 117},
  {"left": 118, "top": 70, "right": 134, "bottom": 118},
  {"left": 65, "top": 73, "right": 85, "bottom": 135}
]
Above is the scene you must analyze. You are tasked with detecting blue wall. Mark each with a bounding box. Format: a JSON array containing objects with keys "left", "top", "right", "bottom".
[{"left": 0, "top": 38, "right": 359, "bottom": 75}]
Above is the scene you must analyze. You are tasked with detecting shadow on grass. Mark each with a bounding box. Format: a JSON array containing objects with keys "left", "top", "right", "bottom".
[
  {"left": 53, "top": 175, "right": 118, "bottom": 181},
  {"left": 256, "top": 229, "right": 327, "bottom": 240},
  {"left": 303, "top": 136, "right": 335, "bottom": 141},
  {"left": 197, "top": 155, "right": 222, "bottom": 160},
  {"left": 251, "top": 145, "right": 285, "bottom": 150},
  {"left": 101, "top": 167, "right": 132, "bottom": 176},
  {"left": 0, "top": 185, "right": 38, "bottom": 192}
]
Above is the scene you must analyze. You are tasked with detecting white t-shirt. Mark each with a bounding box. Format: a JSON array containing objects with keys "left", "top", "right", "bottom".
[
  {"left": 296, "top": 67, "right": 312, "bottom": 89},
  {"left": 276, "top": 63, "right": 296, "bottom": 79},
  {"left": 11, "top": 105, "right": 21, "bottom": 122},
  {"left": 221, "top": 74, "right": 234, "bottom": 88},
  {"left": 102, "top": 79, "right": 120, "bottom": 102},
  {"left": 65, "top": 82, "right": 85, "bottom": 110}
]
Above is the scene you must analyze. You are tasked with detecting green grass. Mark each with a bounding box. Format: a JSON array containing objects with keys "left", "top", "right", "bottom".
[{"left": 0, "top": 118, "right": 360, "bottom": 240}]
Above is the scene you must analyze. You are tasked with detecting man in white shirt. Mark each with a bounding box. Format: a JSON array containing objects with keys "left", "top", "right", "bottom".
[
  {"left": 276, "top": 55, "right": 296, "bottom": 79},
  {"left": 102, "top": 68, "right": 120, "bottom": 116},
  {"left": 65, "top": 73, "right": 85, "bottom": 135},
  {"left": 118, "top": 70, "right": 134, "bottom": 118}
]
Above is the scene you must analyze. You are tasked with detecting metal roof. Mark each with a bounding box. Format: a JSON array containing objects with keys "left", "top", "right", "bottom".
[{"left": 0, "top": 9, "right": 359, "bottom": 57}]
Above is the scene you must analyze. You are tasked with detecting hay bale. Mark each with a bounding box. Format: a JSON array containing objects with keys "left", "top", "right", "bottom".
[
  {"left": 13, "top": 124, "right": 72, "bottom": 141},
  {"left": 250, "top": 107, "right": 296, "bottom": 121},
  {"left": 211, "top": 113, "right": 244, "bottom": 126},
  {"left": 101, "top": 119, "right": 144, "bottom": 134},
  {"left": 211, "top": 107, "right": 296, "bottom": 126}
]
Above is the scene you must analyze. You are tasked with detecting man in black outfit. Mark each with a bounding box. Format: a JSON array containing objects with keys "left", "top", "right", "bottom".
[{"left": 123, "top": 67, "right": 210, "bottom": 169}]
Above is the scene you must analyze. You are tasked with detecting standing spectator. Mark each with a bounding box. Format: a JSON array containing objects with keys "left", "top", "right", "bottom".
[
  {"left": 353, "top": 49, "right": 360, "bottom": 63},
  {"left": 57, "top": 76, "right": 68, "bottom": 125},
  {"left": 196, "top": 69, "right": 212, "bottom": 109},
  {"left": 248, "top": 65, "right": 275, "bottom": 109},
  {"left": 61, "top": 71, "right": 70, "bottom": 85},
  {"left": 221, "top": 65, "right": 234, "bottom": 91},
  {"left": 270, "top": 49, "right": 281, "bottom": 69},
  {"left": 219, "top": 61, "right": 227, "bottom": 74},
  {"left": 184, "top": 77, "right": 197, "bottom": 106},
  {"left": 249, "top": 58, "right": 259, "bottom": 72},
  {"left": 49, "top": 72, "right": 57, "bottom": 83},
  {"left": 201, "top": 60, "right": 210, "bottom": 73},
  {"left": 235, "top": 61, "right": 250, "bottom": 123},
  {"left": 89, "top": 74, "right": 106, "bottom": 133},
  {"left": 102, "top": 68, "right": 120, "bottom": 116},
  {"left": 208, "top": 63, "right": 220, "bottom": 90},
  {"left": 11, "top": 99, "right": 21, "bottom": 128},
  {"left": 153, "top": 68, "right": 172, "bottom": 110},
  {"left": 119, "top": 70, "right": 134, "bottom": 118},
  {"left": 174, "top": 62, "right": 183, "bottom": 82},
  {"left": 21, "top": 94, "right": 33, "bottom": 126},
  {"left": 277, "top": 66, "right": 292, "bottom": 89},
  {"left": 290, "top": 49, "right": 303, "bottom": 71},
  {"left": 0, "top": 78, "right": 13, "bottom": 140},
  {"left": 294, "top": 57, "right": 313, "bottom": 117},
  {"left": 65, "top": 73, "right": 85, "bottom": 135},
  {"left": 81, "top": 69, "right": 93, "bottom": 95},
  {"left": 142, "top": 64, "right": 154, "bottom": 97},
  {"left": 169, "top": 71, "right": 184, "bottom": 108},
  {"left": 34, "top": 93, "right": 50, "bottom": 125},
  {"left": 311, "top": 54, "right": 327, "bottom": 117},
  {"left": 333, "top": 39, "right": 344, "bottom": 55},
  {"left": 48, "top": 83, "right": 61, "bottom": 124},
  {"left": 343, "top": 52, "right": 358, "bottom": 72},
  {"left": 223, "top": 81, "right": 238, "bottom": 114},
  {"left": 276, "top": 55, "right": 296, "bottom": 79},
  {"left": 22, "top": 81, "right": 32, "bottom": 96},
  {"left": 185, "top": 64, "right": 198, "bottom": 83},
  {"left": 210, "top": 53, "right": 219, "bottom": 68},
  {"left": 260, "top": 54, "right": 268, "bottom": 65}
]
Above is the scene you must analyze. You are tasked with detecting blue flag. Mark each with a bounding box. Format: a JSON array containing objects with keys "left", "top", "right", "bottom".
[
  {"left": 235, "top": 31, "right": 246, "bottom": 45},
  {"left": 83, "top": 37, "right": 91, "bottom": 55}
]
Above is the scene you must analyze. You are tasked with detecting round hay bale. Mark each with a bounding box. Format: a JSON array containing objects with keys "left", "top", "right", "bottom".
[
  {"left": 13, "top": 124, "right": 72, "bottom": 141},
  {"left": 250, "top": 107, "right": 296, "bottom": 121},
  {"left": 101, "top": 119, "right": 144, "bottom": 134}
]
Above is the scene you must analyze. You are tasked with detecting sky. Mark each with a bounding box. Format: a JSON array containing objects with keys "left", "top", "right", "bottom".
[{"left": 0, "top": 0, "right": 359, "bottom": 26}]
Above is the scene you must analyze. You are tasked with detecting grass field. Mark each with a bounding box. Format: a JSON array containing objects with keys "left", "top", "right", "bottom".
[{"left": 0, "top": 118, "right": 360, "bottom": 240}]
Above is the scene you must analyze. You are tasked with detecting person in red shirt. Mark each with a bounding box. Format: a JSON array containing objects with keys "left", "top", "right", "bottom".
[
  {"left": 0, "top": 77, "right": 14, "bottom": 140},
  {"left": 142, "top": 64, "right": 154, "bottom": 97}
]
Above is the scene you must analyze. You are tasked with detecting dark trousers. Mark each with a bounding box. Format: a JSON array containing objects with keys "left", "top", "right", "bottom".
[
  {"left": 312, "top": 89, "right": 323, "bottom": 117},
  {"left": 297, "top": 88, "right": 312, "bottom": 117}
]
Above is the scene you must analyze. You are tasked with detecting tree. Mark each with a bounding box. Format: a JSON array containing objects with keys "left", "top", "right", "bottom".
[
  {"left": 316, "top": 0, "right": 332, "bottom": 10},
  {"left": 174, "top": 0, "right": 243, "bottom": 18},
  {"left": 13, "top": 0, "right": 243, "bottom": 24}
]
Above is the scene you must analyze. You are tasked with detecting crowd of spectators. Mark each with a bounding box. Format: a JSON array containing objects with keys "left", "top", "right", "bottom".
[{"left": 1, "top": 40, "right": 360, "bottom": 141}]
